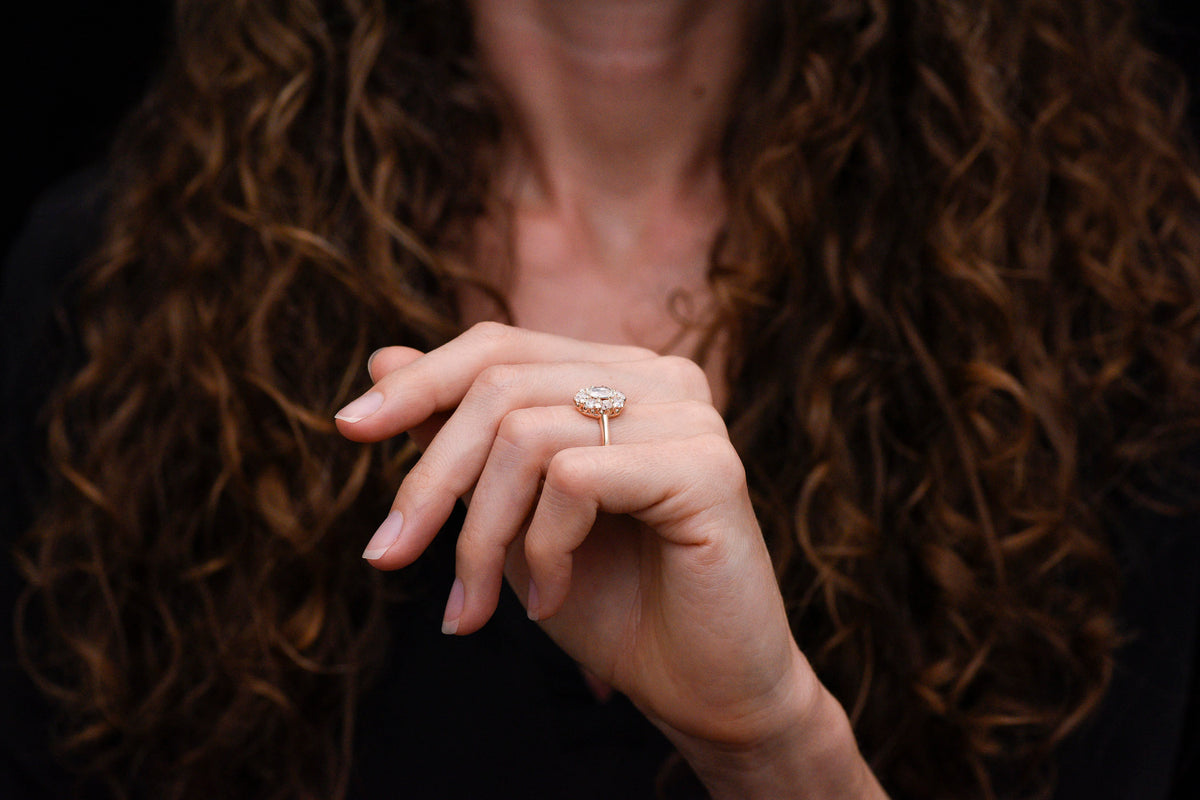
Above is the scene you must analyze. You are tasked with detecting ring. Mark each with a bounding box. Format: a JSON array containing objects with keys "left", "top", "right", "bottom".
[{"left": 574, "top": 386, "right": 626, "bottom": 446}]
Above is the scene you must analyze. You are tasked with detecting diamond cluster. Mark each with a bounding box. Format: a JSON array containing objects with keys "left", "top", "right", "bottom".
[{"left": 573, "top": 385, "right": 626, "bottom": 418}]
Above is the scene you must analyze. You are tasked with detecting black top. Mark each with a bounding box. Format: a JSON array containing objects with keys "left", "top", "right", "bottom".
[{"left": 2, "top": 173, "right": 1199, "bottom": 799}]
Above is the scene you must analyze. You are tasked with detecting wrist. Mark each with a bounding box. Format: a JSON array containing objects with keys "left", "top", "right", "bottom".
[{"left": 663, "top": 652, "right": 888, "bottom": 800}]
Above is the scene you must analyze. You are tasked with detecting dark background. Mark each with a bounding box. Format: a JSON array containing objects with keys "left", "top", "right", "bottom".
[{"left": 4, "top": 1, "right": 1200, "bottom": 261}]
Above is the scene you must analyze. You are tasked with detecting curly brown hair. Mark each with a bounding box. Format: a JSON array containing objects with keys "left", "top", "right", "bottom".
[{"left": 16, "top": 0, "right": 1200, "bottom": 798}]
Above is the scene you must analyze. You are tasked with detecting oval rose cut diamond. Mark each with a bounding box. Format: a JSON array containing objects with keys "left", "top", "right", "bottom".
[{"left": 574, "top": 386, "right": 626, "bottom": 418}]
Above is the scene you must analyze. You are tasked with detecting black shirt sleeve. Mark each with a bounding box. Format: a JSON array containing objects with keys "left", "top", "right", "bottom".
[
  {"left": 1055, "top": 499, "right": 1200, "bottom": 799},
  {"left": 1, "top": 167, "right": 108, "bottom": 800}
]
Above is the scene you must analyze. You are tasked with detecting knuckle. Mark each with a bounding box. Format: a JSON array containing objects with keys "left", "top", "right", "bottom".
[
  {"left": 544, "top": 449, "right": 596, "bottom": 497},
  {"left": 523, "top": 526, "right": 555, "bottom": 562},
  {"left": 400, "top": 463, "right": 460, "bottom": 506},
  {"left": 657, "top": 355, "right": 713, "bottom": 400},
  {"left": 625, "top": 345, "right": 659, "bottom": 361},
  {"left": 455, "top": 531, "right": 499, "bottom": 572},
  {"left": 523, "top": 526, "right": 570, "bottom": 576},
  {"left": 678, "top": 399, "right": 725, "bottom": 432},
  {"left": 475, "top": 363, "right": 522, "bottom": 395},
  {"left": 465, "top": 320, "right": 513, "bottom": 345},
  {"left": 495, "top": 407, "right": 544, "bottom": 449},
  {"left": 692, "top": 433, "right": 747, "bottom": 488},
  {"left": 400, "top": 463, "right": 440, "bottom": 496}
]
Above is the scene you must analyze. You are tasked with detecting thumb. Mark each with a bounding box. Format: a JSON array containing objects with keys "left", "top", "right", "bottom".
[{"left": 367, "top": 345, "right": 425, "bottom": 381}]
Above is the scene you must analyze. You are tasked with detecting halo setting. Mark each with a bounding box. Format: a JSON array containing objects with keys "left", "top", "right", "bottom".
[{"left": 573, "top": 386, "right": 626, "bottom": 419}]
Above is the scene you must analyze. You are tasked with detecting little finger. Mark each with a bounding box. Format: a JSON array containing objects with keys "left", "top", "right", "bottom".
[{"left": 524, "top": 433, "right": 752, "bottom": 621}]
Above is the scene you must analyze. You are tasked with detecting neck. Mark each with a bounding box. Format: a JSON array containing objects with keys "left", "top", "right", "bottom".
[{"left": 471, "top": 0, "right": 760, "bottom": 212}]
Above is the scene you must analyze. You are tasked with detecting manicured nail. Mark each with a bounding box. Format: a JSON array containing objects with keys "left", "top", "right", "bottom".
[
  {"left": 526, "top": 578, "right": 541, "bottom": 621},
  {"left": 442, "top": 578, "right": 465, "bottom": 635},
  {"left": 335, "top": 391, "right": 383, "bottom": 423},
  {"left": 362, "top": 511, "right": 404, "bottom": 560}
]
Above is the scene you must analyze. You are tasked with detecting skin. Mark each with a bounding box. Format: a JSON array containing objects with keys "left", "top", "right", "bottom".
[
  {"left": 336, "top": 2, "right": 890, "bottom": 797},
  {"left": 458, "top": 0, "right": 739, "bottom": 398}
]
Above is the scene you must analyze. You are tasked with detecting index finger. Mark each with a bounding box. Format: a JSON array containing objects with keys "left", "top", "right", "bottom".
[{"left": 335, "top": 322, "right": 657, "bottom": 442}]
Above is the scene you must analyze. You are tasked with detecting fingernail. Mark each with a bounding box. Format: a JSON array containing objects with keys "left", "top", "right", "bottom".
[
  {"left": 335, "top": 391, "right": 383, "bottom": 423},
  {"left": 366, "top": 348, "right": 384, "bottom": 377},
  {"left": 526, "top": 578, "right": 540, "bottom": 621},
  {"left": 362, "top": 511, "right": 404, "bottom": 560},
  {"left": 442, "top": 578, "right": 465, "bottom": 635}
]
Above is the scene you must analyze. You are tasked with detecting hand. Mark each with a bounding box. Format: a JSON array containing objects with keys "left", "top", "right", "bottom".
[{"left": 335, "top": 322, "right": 884, "bottom": 798}]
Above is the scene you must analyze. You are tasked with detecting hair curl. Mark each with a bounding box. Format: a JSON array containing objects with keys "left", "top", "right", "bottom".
[{"left": 16, "top": 1, "right": 1200, "bottom": 798}]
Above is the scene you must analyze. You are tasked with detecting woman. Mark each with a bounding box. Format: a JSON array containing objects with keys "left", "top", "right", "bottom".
[{"left": 4, "top": 0, "right": 1200, "bottom": 798}]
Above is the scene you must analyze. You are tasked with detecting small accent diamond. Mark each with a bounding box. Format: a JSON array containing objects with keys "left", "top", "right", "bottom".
[{"left": 574, "top": 386, "right": 626, "bottom": 418}]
